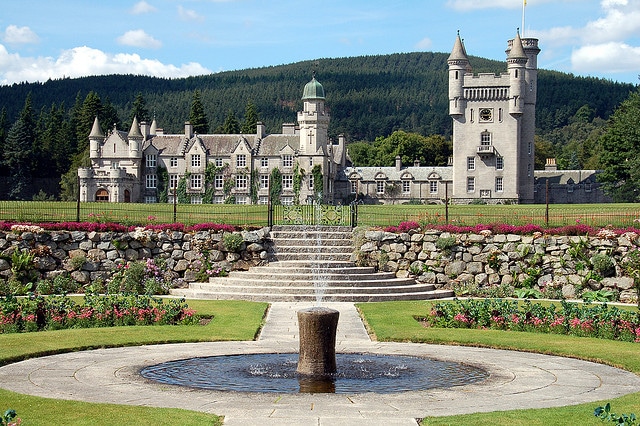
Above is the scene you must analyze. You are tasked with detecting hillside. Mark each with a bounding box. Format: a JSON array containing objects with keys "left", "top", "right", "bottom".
[{"left": 0, "top": 52, "right": 635, "bottom": 142}]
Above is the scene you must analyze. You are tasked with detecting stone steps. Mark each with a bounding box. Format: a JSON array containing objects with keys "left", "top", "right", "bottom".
[{"left": 170, "top": 225, "right": 454, "bottom": 302}]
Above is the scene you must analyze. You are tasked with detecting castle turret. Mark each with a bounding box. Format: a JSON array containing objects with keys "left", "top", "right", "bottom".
[
  {"left": 297, "top": 75, "right": 330, "bottom": 155},
  {"left": 89, "top": 116, "right": 104, "bottom": 160},
  {"left": 447, "top": 32, "right": 471, "bottom": 116},
  {"left": 506, "top": 32, "right": 528, "bottom": 115},
  {"left": 128, "top": 116, "right": 143, "bottom": 158}
]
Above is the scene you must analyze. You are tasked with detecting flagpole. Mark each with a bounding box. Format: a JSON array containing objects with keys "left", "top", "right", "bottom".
[{"left": 522, "top": 0, "right": 526, "bottom": 37}]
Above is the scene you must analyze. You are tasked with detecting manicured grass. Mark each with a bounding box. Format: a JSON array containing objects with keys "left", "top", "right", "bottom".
[
  {"left": 0, "top": 299, "right": 268, "bottom": 425},
  {"left": 356, "top": 301, "right": 640, "bottom": 426}
]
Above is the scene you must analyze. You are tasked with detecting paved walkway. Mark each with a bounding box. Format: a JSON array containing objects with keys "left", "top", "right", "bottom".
[{"left": 1, "top": 302, "right": 640, "bottom": 425}]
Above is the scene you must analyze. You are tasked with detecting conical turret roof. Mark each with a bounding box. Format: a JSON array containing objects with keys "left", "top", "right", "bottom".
[
  {"left": 128, "top": 116, "right": 143, "bottom": 139},
  {"left": 507, "top": 31, "right": 528, "bottom": 60},
  {"left": 89, "top": 116, "right": 104, "bottom": 139},
  {"left": 448, "top": 33, "right": 469, "bottom": 62}
]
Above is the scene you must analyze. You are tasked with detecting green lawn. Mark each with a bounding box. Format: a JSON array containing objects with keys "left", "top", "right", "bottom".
[
  {"left": 2, "top": 299, "right": 640, "bottom": 425},
  {"left": 356, "top": 301, "right": 640, "bottom": 426},
  {"left": 0, "top": 299, "right": 268, "bottom": 425}
]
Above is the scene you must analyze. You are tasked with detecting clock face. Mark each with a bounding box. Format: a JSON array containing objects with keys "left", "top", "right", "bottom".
[{"left": 480, "top": 108, "right": 492, "bottom": 121}]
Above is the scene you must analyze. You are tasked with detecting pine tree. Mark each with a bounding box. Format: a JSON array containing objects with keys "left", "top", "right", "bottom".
[
  {"left": 222, "top": 109, "right": 241, "bottom": 134},
  {"left": 3, "top": 117, "right": 32, "bottom": 199},
  {"left": 241, "top": 100, "right": 259, "bottom": 134},
  {"left": 189, "top": 90, "right": 209, "bottom": 134},
  {"left": 129, "top": 92, "right": 151, "bottom": 127}
]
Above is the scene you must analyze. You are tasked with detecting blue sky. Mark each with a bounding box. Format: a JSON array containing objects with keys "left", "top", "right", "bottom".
[{"left": 1, "top": 0, "right": 639, "bottom": 86}]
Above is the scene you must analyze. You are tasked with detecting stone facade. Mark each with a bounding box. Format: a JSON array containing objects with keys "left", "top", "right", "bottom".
[
  {"left": 0, "top": 227, "right": 270, "bottom": 287},
  {"left": 355, "top": 228, "right": 638, "bottom": 303}
]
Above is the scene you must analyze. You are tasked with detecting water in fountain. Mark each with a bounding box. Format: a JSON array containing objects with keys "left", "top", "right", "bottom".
[{"left": 310, "top": 193, "right": 326, "bottom": 306}]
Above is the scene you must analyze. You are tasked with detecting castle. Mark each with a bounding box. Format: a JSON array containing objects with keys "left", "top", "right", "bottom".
[{"left": 78, "top": 32, "right": 609, "bottom": 205}]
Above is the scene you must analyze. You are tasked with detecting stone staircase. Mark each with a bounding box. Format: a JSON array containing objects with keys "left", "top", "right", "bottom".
[{"left": 170, "top": 225, "right": 454, "bottom": 302}]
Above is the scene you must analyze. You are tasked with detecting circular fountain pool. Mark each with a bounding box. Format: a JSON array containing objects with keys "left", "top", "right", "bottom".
[{"left": 140, "top": 353, "right": 489, "bottom": 394}]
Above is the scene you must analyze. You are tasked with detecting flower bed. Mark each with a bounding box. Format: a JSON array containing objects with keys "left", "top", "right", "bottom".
[
  {"left": 0, "top": 293, "right": 198, "bottom": 333},
  {"left": 425, "top": 298, "right": 640, "bottom": 343}
]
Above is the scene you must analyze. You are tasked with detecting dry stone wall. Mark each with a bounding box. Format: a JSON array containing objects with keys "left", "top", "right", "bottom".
[
  {"left": 0, "top": 228, "right": 270, "bottom": 287},
  {"left": 355, "top": 228, "right": 639, "bottom": 303}
]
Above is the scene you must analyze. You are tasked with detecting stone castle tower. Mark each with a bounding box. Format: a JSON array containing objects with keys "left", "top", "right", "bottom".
[{"left": 448, "top": 31, "right": 540, "bottom": 203}]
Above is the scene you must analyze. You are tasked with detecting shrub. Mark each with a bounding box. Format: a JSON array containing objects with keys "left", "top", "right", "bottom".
[{"left": 222, "top": 232, "right": 244, "bottom": 252}]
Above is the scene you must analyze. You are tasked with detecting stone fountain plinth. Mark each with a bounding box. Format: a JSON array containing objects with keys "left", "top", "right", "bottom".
[{"left": 296, "top": 307, "right": 339, "bottom": 378}]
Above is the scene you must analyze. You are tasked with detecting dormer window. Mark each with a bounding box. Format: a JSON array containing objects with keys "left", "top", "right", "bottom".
[
  {"left": 236, "top": 154, "right": 246, "bottom": 168},
  {"left": 191, "top": 154, "right": 201, "bottom": 168},
  {"left": 283, "top": 154, "right": 293, "bottom": 168}
]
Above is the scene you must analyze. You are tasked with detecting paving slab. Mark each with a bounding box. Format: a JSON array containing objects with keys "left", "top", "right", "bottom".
[{"left": 0, "top": 302, "right": 639, "bottom": 426}]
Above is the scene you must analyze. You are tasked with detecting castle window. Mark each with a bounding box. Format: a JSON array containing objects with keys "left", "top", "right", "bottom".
[
  {"left": 282, "top": 174, "right": 293, "bottom": 189},
  {"left": 170, "top": 157, "right": 178, "bottom": 168},
  {"left": 144, "top": 196, "right": 157, "bottom": 204},
  {"left": 281, "top": 196, "right": 293, "bottom": 205},
  {"left": 259, "top": 196, "right": 269, "bottom": 205},
  {"left": 260, "top": 175, "right": 269, "bottom": 189},
  {"left": 283, "top": 154, "right": 293, "bottom": 168},
  {"left": 496, "top": 157, "right": 504, "bottom": 170},
  {"left": 215, "top": 157, "right": 223, "bottom": 167},
  {"left": 190, "top": 174, "right": 202, "bottom": 189},
  {"left": 191, "top": 154, "right": 201, "bottom": 168},
  {"left": 214, "top": 196, "right": 224, "bottom": 204},
  {"left": 146, "top": 174, "right": 157, "bottom": 189},
  {"left": 309, "top": 157, "right": 313, "bottom": 166},
  {"left": 350, "top": 181, "right": 358, "bottom": 194},
  {"left": 261, "top": 157, "right": 268, "bottom": 168},
  {"left": 467, "top": 177, "right": 475, "bottom": 192},
  {"left": 214, "top": 174, "right": 224, "bottom": 189},
  {"left": 585, "top": 181, "right": 592, "bottom": 192},
  {"left": 236, "top": 154, "right": 246, "bottom": 168},
  {"left": 498, "top": 108, "right": 503, "bottom": 122},
  {"left": 481, "top": 132, "right": 491, "bottom": 145},
  {"left": 467, "top": 157, "right": 475, "bottom": 171},
  {"left": 402, "top": 180, "right": 410, "bottom": 194},
  {"left": 169, "top": 174, "right": 179, "bottom": 190},
  {"left": 95, "top": 189, "right": 109, "bottom": 202},
  {"left": 190, "top": 195, "right": 202, "bottom": 204},
  {"left": 376, "top": 181, "right": 385, "bottom": 194},
  {"left": 495, "top": 177, "right": 503, "bottom": 192},
  {"left": 429, "top": 181, "right": 438, "bottom": 194},
  {"left": 527, "top": 164, "right": 532, "bottom": 177},
  {"left": 309, "top": 175, "right": 314, "bottom": 189},
  {"left": 235, "top": 195, "right": 248, "bottom": 204},
  {"left": 236, "top": 175, "right": 248, "bottom": 189},
  {"left": 146, "top": 154, "right": 157, "bottom": 168}
]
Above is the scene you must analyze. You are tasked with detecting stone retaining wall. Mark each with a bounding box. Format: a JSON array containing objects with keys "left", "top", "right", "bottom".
[
  {"left": 355, "top": 228, "right": 639, "bottom": 303},
  {"left": 0, "top": 228, "right": 270, "bottom": 287}
]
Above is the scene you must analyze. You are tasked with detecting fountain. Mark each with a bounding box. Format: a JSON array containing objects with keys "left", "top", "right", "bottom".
[{"left": 140, "top": 200, "right": 489, "bottom": 393}]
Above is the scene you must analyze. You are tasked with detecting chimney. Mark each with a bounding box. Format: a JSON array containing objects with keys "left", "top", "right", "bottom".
[
  {"left": 184, "top": 121, "right": 193, "bottom": 138},
  {"left": 414, "top": 159, "right": 420, "bottom": 167},
  {"left": 395, "top": 155, "right": 402, "bottom": 171},
  {"left": 256, "top": 121, "right": 266, "bottom": 138},
  {"left": 545, "top": 158, "right": 558, "bottom": 171}
]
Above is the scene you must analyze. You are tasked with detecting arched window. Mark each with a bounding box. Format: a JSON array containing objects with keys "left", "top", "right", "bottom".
[
  {"left": 95, "top": 189, "right": 109, "bottom": 202},
  {"left": 124, "top": 189, "right": 131, "bottom": 203}
]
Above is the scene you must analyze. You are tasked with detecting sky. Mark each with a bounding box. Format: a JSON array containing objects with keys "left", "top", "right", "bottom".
[{"left": 1, "top": 0, "right": 639, "bottom": 87}]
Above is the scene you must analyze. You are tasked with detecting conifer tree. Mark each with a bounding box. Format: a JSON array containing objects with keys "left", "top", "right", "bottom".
[
  {"left": 222, "top": 109, "right": 241, "bottom": 134},
  {"left": 189, "top": 90, "right": 209, "bottom": 134},
  {"left": 241, "top": 100, "right": 259, "bottom": 134},
  {"left": 129, "top": 92, "right": 151, "bottom": 127},
  {"left": 3, "top": 117, "right": 32, "bottom": 199}
]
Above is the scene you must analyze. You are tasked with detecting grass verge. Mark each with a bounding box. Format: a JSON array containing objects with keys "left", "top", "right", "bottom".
[
  {"left": 0, "top": 299, "right": 268, "bottom": 425},
  {"left": 356, "top": 300, "right": 640, "bottom": 426}
]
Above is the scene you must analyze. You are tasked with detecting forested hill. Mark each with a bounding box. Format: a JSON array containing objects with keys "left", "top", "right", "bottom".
[{"left": 0, "top": 52, "right": 635, "bottom": 141}]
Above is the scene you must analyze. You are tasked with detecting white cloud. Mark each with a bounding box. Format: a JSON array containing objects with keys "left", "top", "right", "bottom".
[
  {"left": 415, "top": 37, "right": 433, "bottom": 50},
  {"left": 572, "top": 42, "right": 640, "bottom": 73},
  {"left": 178, "top": 5, "right": 205, "bottom": 22},
  {"left": 0, "top": 44, "right": 211, "bottom": 85},
  {"left": 117, "top": 30, "right": 162, "bottom": 49},
  {"left": 2, "top": 25, "right": 39, "bottom": 44},
  {"left": 131, "top": 1, "right": 157, "bottom": 14}
]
